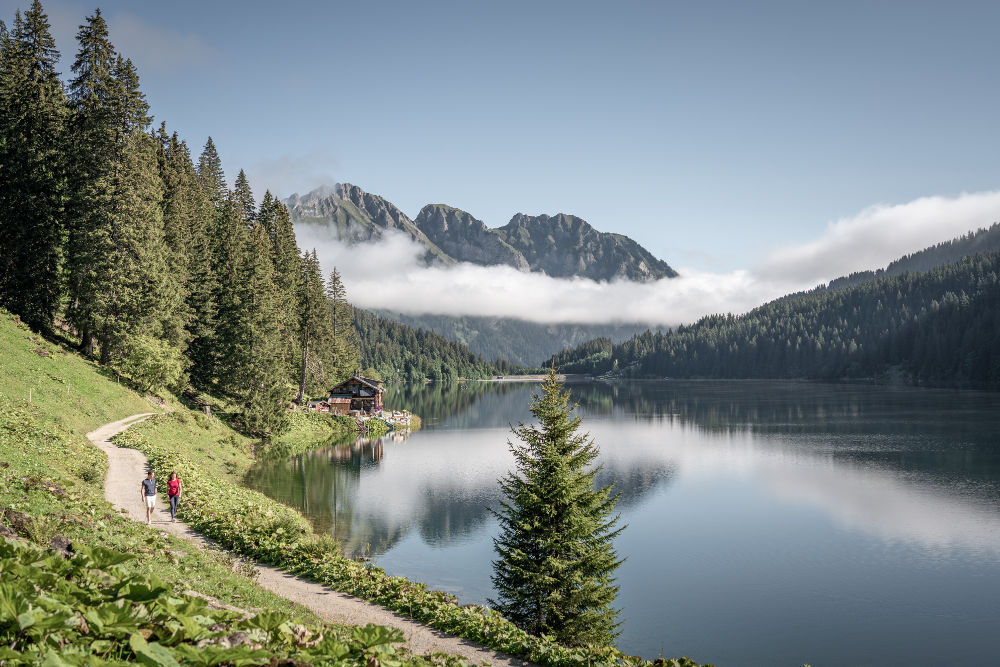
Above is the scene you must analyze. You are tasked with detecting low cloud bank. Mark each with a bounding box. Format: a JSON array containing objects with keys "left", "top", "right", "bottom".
[
  {"left": 295, "top": 189, "right": 1000, "bottom": 327},
  {"left": 757, "top": 190, "right": 1000, "bottom": 283}
]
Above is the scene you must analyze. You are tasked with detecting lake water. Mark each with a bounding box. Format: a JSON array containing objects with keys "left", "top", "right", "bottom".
[{"left": 246, "top": 380, "right": 1000, "bottom": 666}]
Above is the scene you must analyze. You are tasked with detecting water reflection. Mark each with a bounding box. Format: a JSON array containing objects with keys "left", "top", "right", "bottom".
[
  {"left": 249, "top": 381, "right": 1000, "bottom": 558},
  {"left": 247, "top": 380, "right": 1000, "bottom": 664},
  {"left": 247, "top": 424, "right": 677, "bottom": 556}
]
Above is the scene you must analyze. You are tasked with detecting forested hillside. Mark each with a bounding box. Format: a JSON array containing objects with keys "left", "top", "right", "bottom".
[
  {"left": 548, "top": 251, "right": 1000, "bottom": 389},
  {"left": 374, "top": 311, "right": 656, "bottom": 367},
  {"left": 809, "top": 222, "right": 1000, "bottom": 293},
  {"left": 354, "top": 308, "right": 522, "bottom": 382},
  {"left": 0, "top": 3, "right": 358, "bottom": 438}
]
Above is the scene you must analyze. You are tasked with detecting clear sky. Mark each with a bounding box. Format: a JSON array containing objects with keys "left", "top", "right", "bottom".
[{"left": 10, "top": 0, "right": 1000, "bottom": 273}]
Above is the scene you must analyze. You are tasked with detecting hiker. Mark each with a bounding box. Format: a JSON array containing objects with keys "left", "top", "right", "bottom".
[
  {"left": 140, "top": 470, "right": 157, "bottom": 524},
  {"left": 167, "top": 471, "right": 182, "bottom": 523}
]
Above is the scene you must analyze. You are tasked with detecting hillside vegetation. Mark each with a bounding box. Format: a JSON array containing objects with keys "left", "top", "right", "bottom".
[
  {"left": 354, "top": 308, "right": 524, "bottom": 382},
  {"left": 549, "top": 251, "right": 1000, "bottom": 389},
  {"left": 0, "top": 2, "right": 363, "bottom": 444},
  {"left": 0, "top": 309, "right": 460, "bottom": 665}
]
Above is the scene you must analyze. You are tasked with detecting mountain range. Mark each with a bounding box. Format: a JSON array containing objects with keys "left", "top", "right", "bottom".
[
  {"left": 284, "top": 183, "right": 675, "bottom": 365},
  {"left": 284, "top": 184, "right": 677, "bottom": 282}
]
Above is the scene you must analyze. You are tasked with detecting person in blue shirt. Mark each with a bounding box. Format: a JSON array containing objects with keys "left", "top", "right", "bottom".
[{"left": 140, "top": 470, "right": 157, "bottom": 525}]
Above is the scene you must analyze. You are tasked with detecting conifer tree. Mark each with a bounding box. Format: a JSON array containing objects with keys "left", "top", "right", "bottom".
[
  {"left": 65, "top": 35, "right": 172, "bottom": 366},
  {"left": 160, "top": 130, "right": 217, "bottom": 378},
  {"left": 0, "top": 1, "right": 68, "bottom": 332},
  {"left": 208, "top": 194, "right": 249, "bottom": 389},
  {"left": 326, "top": 267, "right": 359, "bottom": 379},
  {"left": 232, "top": 168, "right": 255, "bottom": 228},
  {"left": 491, "top": 369, "right": 624, "bottom": 646},
  {"left": 64, "top": 8, "right": 119, "bottom": 356},
  {"left": 258, "top": 192, "right": 301, "bottom": 376},
  {"left": 235, "top": 221, "right": 290, "bottom": 438},
  {"left": 196, "top": 136, "right": 226, "bottom": 209},
  {"left": 296, "top": 250, "right": 335, "bottom": 403}
]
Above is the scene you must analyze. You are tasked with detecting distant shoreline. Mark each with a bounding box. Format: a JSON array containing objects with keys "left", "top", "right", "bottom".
[{"left": 477, "top": 374, "right": 593, "bottom": 382}]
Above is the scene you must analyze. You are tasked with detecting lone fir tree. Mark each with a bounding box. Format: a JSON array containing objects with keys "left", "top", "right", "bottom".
[{"left": 490, "top": 369, "right": 625, "bottom": 646}]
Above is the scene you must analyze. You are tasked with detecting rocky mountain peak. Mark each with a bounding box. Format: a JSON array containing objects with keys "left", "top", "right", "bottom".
[
  {"left": 285, "top": 184, "right": 676, "bottom": 282},
  {"left": 414, "top": 204, "right": 530, "bottom": 270}
]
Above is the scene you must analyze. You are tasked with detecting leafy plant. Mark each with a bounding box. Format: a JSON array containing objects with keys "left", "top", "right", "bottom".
[{"left": 0, "top": 537, "right": 454, "bottom": 666}]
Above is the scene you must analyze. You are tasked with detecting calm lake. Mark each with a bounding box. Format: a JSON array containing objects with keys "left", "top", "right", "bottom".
[{"left": 246, "top": 380, "right": 1000, "bottom": 666}]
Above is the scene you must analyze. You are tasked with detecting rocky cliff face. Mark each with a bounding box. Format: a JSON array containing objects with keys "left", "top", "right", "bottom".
[
  {"left": 285, "top": 184, "right": 676, "bottom": 281},
  {"left": 414, "top": 204, "right": 529, "bottom": 270},
  {"left": 285, "top": 184, "right": 452, "bottom": 263},
  {"left": 497, "top": 213, "right": 677, "bottom": 282}
]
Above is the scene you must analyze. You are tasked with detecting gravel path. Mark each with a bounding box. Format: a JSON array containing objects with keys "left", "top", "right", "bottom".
[{"left": 88, "top": 414, "right": 530, "bottom": 666}]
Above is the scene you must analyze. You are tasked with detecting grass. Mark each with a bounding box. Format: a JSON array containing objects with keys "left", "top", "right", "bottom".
[
  {"left": 0, "top": 398, "right": 324, "bottom": 624},
  {"left": 0, "top": 313, "right": 154, "bottom": 435},
  {"left": 0, "top": 309, "right": 465, "bottom": 665}
]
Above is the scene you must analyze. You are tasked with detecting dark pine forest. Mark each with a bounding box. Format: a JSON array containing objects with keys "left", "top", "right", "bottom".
[{"left": 548, "top": 246, "right": 1000, "bottom": 390}]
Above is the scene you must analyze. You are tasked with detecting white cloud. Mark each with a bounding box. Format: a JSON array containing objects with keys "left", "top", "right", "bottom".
[
  {"left": 757, "top": 189, "right": 1000, "bottom": 284},
  {"left": 295, "top": 224, "right": 792, "bottom": 326},
  {"left": 295, "top": 189, "right": 1000, "bottom": 327}
]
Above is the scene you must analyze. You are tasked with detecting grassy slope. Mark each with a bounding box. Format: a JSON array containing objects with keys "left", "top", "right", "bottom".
[
  {"left": 0, "top": 311, "right": 323, "bottom": 623},
  {"left": 0, "top": 315, "right": 153, "bottom": 435}
]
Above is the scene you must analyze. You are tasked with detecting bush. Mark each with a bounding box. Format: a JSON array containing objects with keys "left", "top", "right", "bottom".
[{"left": 113, "top": 335, "right": 186, "bottom": 394}]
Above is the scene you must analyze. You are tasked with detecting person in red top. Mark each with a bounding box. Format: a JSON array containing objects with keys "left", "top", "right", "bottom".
[{"left": 166, "top": 472, "right": 182, "bottom": 522}]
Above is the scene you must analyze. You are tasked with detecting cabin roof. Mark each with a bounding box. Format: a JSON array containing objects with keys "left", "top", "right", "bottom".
[{"left": 330, "top": 375, "right": 383, "bottom": 394}]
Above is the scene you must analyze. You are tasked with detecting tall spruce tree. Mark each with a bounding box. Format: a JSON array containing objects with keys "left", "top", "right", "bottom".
[
  {"left": 65, "top": 8, "right": 118, "bottom": 356},
  {"left": 236, "top": 220, "right": 290, "bottom": 438},
  {"left": 195, "top": 136, "right": 226, "bottom": 209},
  {"left": 326, "top": 267, "right": 359, "bottom": 379},
  {"left": 232, "top": 168, "right": 255, "bottom": 228},
  {"left": 164, "top": 131, "right": 217, "bottom": 376},
  {"left": 209, "top": 193, "right": 248, "bottom": 390},
  {"left": 296, "top": 250, "right": 335, "bottom": 403},
  {"left": 258, "top": 191, "right": 301, "bottom": 376},
  {"left": 491, "top": 369, "right": 624, "bottom": 646},
  {"left": 0, "top": 1, "right": 68, "bottom": 332}
]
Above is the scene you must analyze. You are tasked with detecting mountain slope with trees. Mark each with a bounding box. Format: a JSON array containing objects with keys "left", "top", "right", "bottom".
[
  {"left": 375, "top": 311, "right": 658, "bottom": 367},
  {"left": 353, "top": 308, "right": 522, "bottom": 382},
  {"left": 547, "top": 249, "right": 1000, "bottom": 390}
]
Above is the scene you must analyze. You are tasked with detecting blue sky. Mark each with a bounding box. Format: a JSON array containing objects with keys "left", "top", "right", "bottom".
[{"left": 10, "top": 0, "right": 1000, "bottom": 277}]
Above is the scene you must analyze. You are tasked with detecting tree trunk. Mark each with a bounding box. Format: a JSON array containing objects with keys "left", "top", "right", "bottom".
[
  {"left": 99, "top": 330, "right": 111, "bottom": 366},
  {"left": 81, "top": 327, "right": 94, "bottom": 357},
  {"left": 297, "top": 343, "right": 308, "bottom": 404}
]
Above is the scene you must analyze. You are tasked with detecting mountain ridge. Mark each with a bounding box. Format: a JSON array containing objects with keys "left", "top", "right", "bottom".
[{"left": 285, "top": 184, "right": 677, "bottom": 282}]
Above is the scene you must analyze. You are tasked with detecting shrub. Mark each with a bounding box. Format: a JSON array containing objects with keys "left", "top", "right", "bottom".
[{"left": 113, "top": 335, "right": 186, "bottom": 394}]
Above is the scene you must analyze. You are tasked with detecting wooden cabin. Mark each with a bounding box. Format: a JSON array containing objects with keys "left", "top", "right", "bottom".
[{"left": 328, "top": 373, "right": 384, "bottom": 414}]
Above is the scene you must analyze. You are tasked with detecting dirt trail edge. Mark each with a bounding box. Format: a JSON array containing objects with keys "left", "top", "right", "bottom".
[{"left": 88, "top": 414, "right": 531, "bottom": 666}]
